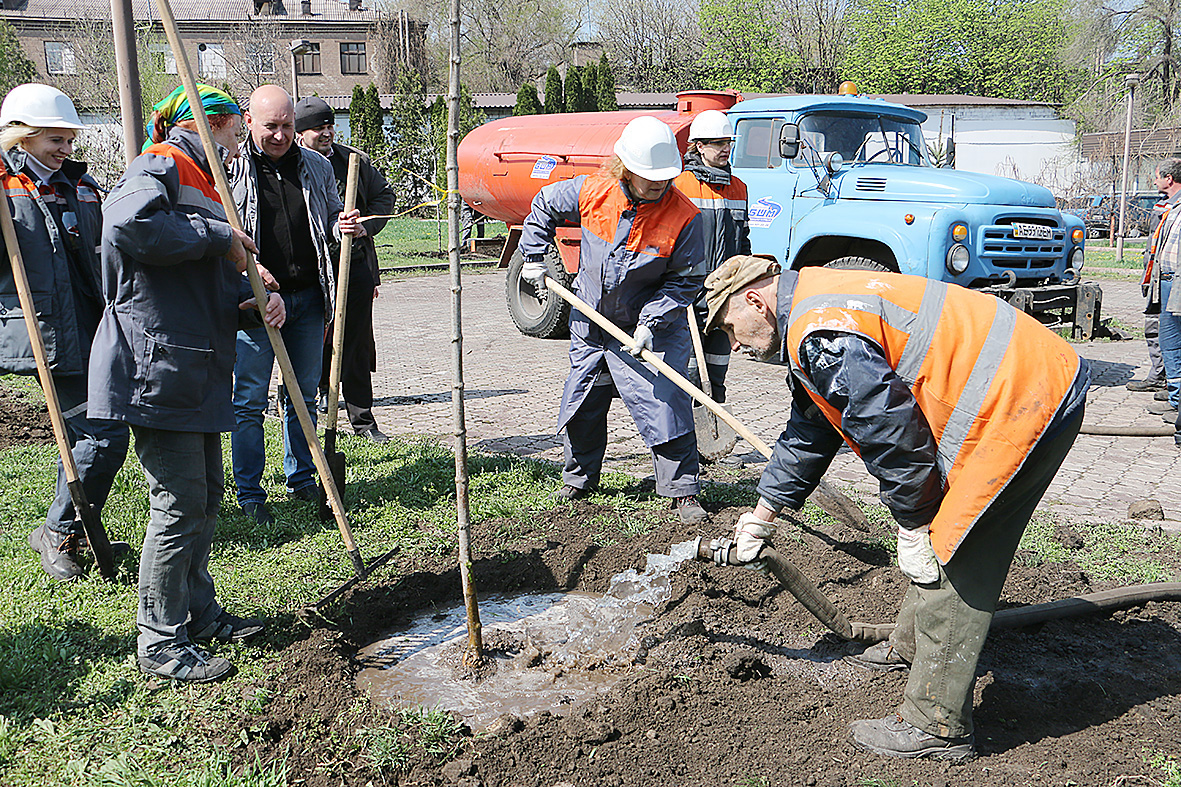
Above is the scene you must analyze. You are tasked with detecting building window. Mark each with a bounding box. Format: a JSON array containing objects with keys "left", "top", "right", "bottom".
[
  {"left": 295, "top": 42, "right": 321, "bottom": 75},
  {"left": 340, "top": 42, "right": 366, "bottom": 75},
  {"left": 44, "top": 42, "right": 76, "bottom": 75},
  {"left": 246, "top": 41, "right": 275, "bottom": 75},
  {"left": 149, "top": 43, "right": 177, "bottom": 75},
  {"left": 198, "top": 43, "right": 227, "bottom": 80}
]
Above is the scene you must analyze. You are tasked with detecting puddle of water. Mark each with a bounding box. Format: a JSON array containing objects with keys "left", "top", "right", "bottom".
[{"left": 356, "top": 540, "right": 698, "bottom": 729}]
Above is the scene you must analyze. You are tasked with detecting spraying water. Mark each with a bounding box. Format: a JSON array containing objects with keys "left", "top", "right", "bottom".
[{"left": 356, "top": 540, "right": 699, "bottom": 728}]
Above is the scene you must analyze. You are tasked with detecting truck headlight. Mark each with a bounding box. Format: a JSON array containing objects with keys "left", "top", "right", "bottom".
[
  {"left": 946, "top": 243, "right": 970, "bottom": 274},
  {"left": 1070, "top": 247, "right": 1084, "bottom": 270}
]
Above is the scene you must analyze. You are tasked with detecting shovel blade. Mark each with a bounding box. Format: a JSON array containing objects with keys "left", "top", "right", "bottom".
[
  {"left": 319, "top": 449, "right": 347, "bottom": 522},
  {"left": 695, "top": 406, "right": 738, "bottom": 462}
]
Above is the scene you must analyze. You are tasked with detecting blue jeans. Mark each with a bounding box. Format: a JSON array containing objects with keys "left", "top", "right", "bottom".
[
  {"left": 1160, "top": 277, "right": 1181, "bottom": 411},
  {"left": 133, "top": 426, "right": 223, "bottom": 656},
  {"left": 231, "top": 287, "right": 324, "bottom": 505},
  {"left": 47, "top": 374, "right": 130, "bottom": 536}
]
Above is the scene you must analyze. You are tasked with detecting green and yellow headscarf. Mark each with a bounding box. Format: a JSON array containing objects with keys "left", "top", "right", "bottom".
[{"left": 143, "top": 84, "right": 241, "bottom": 151}]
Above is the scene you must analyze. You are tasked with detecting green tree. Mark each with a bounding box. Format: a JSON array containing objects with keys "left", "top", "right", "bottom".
[
  {"left": 430, "top": 87, "right": 486, "bottom": 195},
  {"left": 580, "top": 63, "right": 599, "bottom": 109},
  {"left": 388, "top": 70, "right": 432, "bottom": 210},
  {"left": 698, "top": 0, "right": 801, "bottom": 92},
  {"left": 348, "top": 84, "right": 370, "bottom": 150},
  {"left": 512, "top": 82, "right": 543, "bottom": 115},
  {"left": 596, "top": 52, "right": 618, "bottom": 111},
  {"left": 0, "top": 20, "right": 38, "bottom": 99},
  {"left": 543, "top": 66, "right": 564, "bottom": 113},
  {"left": 564, "top": 65, "right": 584, "bottom": 111},
  {"left": 844, "top": 0, "right": 1076, "bottom": 102}
]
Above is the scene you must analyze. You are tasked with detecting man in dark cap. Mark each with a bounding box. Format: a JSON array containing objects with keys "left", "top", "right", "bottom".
[{"left": 295, "top": 96, "right": 394, "bottom": 442}]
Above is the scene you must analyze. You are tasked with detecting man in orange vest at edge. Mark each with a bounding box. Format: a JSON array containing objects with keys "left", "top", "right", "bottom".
[{"left": 702, "top": 255, "right": 1089, "bottom": 761}]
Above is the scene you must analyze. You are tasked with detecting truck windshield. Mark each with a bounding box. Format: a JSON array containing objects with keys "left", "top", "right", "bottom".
[{"left": 796, "top": 112, "right": 928, "bottom": 166}]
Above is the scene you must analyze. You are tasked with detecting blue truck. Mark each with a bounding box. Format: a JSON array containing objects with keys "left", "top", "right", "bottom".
[{"left": 458, "top": 88, "right": 1100, "bottom": 340}]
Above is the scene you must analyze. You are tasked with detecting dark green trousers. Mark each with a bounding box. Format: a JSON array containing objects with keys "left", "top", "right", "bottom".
[{"left": 889, "top": 407, "right": 1084, "bottom": 738}]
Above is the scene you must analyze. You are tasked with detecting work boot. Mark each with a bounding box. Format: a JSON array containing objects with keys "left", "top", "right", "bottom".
[
  {"left": 674, "top": 495, "right": 709, "bottom": 525},
  {"left": 1156, "top": 389, "right": 1171, "bottom": 401},
  {"left": 191, "top": 611, "right": 267, "bottom": 643},
  {"left": 139, "top": 642, "right": 235, "bottom": 683},
  {"left": 288, "top": 485, "right": 319, "bottom": 502},
  {"left": 241, "top": 502, "right": 274, "bottom": 527},
  {"left": 849, "top": 714, "right": 974, "bottom": 761},
  {"left": 317, "top": 390, "right": 329, "bottom": 414},
  {"left": 28, "top": 525, "right": 84, "bottom": 581},
  {"left": 1148, "top": 400, "right": 1178, "bottom": 415},
  {"left": 1127, "top": 377, "right": 1167, "bottom": 392},
  {"left": 1165, "top": 413, "right": 1180, "bottom": 425},
  {"left": 554, "top": 484, "right": 594, "bottom": 502},
  {"left": 355, "top": 426, "right": 390, "bottom": 444},
  {"left": 844, "top": 641, "right": 910, "bottom": 672}
]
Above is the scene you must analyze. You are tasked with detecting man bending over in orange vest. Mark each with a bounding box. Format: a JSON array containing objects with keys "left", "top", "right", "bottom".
[{"left": 703, "top": 256, "right": 1088, "bottom": 761}]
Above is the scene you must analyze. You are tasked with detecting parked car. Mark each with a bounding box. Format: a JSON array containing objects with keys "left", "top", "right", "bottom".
[{"left": 1065, "top": 192, "right": 1163, "bottom": 239}]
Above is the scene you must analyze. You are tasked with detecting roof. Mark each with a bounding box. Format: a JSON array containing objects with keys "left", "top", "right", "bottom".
[
  {"left": 0, "top": 0, "right": 390, "bottom": 22},
  {"left": 1080, "top": 127, "right": 1181, "bottom": 160}
]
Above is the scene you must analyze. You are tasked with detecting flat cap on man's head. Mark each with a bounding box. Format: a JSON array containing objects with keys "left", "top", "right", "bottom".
[
  {"left": 294, "top": 96, "right": 334, "bottom": 132},
  {"left": 704, "top": 255, "right": 781, "bottom": 333}
]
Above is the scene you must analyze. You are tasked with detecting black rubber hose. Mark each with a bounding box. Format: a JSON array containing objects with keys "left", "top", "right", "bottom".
[
  {"left": 1079, "top": 424, "right": 1176, "bottom": 436},
  {"left": 696, "top": 539, "right": 1181, "bottom": 644}
]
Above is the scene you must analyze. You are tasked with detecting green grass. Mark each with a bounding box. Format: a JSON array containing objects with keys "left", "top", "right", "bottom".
[
  {"left": 1016, "top": 514, "right": 1181, "bottom": 583},
  {"left": 373, "top": 215, "right": 505, "bottom": 274},
  {"left": 1083, "top": 239, "right": 1148, "bottom": 277}
]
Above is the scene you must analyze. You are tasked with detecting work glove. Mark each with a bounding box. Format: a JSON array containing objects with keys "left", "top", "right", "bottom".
[
  {"left": 896, "top": 524, "right": 940, "bottom": 584},
  {"left": 733, "top": 511, "right": 777, "bottom": 569},
  {"left": 521, "top": 255, "right": 548, "bottom": 289},
  {"left": 629, "top": 324, "right": 655, "bottom": 358}
]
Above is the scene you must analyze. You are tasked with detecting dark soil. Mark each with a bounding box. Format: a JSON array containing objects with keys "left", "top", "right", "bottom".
[
  {"left": 0, "top": 386, "right": 53, "bottom": 449},
  {"left": 222, "top": 502, "right": 1181, "bottom": 787}
]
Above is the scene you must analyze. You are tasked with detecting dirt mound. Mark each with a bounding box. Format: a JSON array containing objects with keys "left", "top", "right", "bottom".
[
  {"left": 228, "top": 504, "right": 1181, "bottom": 786},
  {"left": 0, "top": 386, "right": 53, "bottom": 449}
]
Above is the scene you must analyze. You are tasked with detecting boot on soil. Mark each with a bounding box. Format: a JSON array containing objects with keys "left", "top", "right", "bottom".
[
  {"left": 849, "top": 714, "right": 974, "bottom": 761},
  {"left": 674, "top": 495, "right": 709, "bottom": 525},
  {"left": 139, "top": 642, "right": 235, "bottom": 683},
  {"left": 28, "top": 525, "right": 85, "bottom": 581},
  {"left": 191, "top": 611, "right": 267, "bottom": 643},
  {"left": 554, "top": 484, "right": 595, "bottom": 502},
  {"left": 844, "top": 641, "right": 911, "bottom": 672}
]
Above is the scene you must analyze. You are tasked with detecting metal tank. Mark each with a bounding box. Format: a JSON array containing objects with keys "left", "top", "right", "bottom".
[{"left": 458, "top": 91, "right": 738, "bottom": 338}]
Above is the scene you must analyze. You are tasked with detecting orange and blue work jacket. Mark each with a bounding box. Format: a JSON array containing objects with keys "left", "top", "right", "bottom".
[
  {"left": 88, "top": 127, "right": 251, "bottom": 434},
  {"left": 0, "top": 146, "right": 103, "bottom": 377},
  {"left": 757, "top": 267, "right": 1088, "bottom": 562},
  {"left": 520, "top": 171, "right": 706, "bottom": 447},
  {"left": 673, "top": 152, "right": 750, "bottom": 278}
]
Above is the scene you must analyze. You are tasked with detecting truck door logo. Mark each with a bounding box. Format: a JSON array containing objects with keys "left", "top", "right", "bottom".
[
  {"left": 530, "top": 156, "right": 559, "bottom": 179},
  {"left": 748, "top": 197, "right": 782, "bottom": 229}
]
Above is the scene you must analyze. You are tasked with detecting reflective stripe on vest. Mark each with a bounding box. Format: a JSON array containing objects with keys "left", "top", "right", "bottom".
[
  {"left": 142, "top": 143, "right": 226, "bottom": 220},
  {"left": 785, "top": 268, "right": 1079, "bottom": 561}
]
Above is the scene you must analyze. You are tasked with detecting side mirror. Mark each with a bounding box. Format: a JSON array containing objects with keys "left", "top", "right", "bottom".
[{"left": 779, "top": 123, "right": 800, "bottom": 160}]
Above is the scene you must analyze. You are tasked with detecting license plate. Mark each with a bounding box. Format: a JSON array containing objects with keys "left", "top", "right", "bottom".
[{"left": 1012, "top": 222, "right": 1053, "bottom": 240}]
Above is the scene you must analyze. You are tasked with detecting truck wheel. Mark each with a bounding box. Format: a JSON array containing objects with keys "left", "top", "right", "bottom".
[
  {"left": 824, "top": 256, "right": 892, "bottom": 272},
  {"left": 506, "top": 246, "right": 571, "bottom": 339}
]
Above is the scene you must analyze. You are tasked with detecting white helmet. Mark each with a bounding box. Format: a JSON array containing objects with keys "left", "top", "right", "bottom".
[
  {"left": 613, "top": 116, "right": 681, "bottom": 181},
  {"left": 688, "top": 109, "right": 733, "bottom": 142},
  {"left": 0, "top": 84, "right": 85, "bottom": 130}
]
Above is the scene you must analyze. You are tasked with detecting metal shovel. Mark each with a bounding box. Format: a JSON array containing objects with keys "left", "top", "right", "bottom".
[{"left": 686, "top": 305, "right": 738, "bottom": 461}]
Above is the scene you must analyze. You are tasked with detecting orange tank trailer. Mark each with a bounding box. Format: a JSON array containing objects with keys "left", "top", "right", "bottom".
[{"left": 458, "top": 90, "right": 740, "bottom": 274}]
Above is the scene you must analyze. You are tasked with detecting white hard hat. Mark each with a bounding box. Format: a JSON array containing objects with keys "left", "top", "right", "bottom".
[
  {"left": 0, "top": 84, "right": 85, "bottom": 130},
  {"left": 688, "top": 109, "right": 733, "bottom": 142},
  {"left": 613, "top": 116, "right": 681, "bottom": 181}
]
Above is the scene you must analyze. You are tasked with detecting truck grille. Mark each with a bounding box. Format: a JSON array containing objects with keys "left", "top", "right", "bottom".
[
  {"left": 979, "top": 220, "right": 1064, "bottom": 270},
  {"left": 856, "top": 177, "right": 887, "bottom": 191}
]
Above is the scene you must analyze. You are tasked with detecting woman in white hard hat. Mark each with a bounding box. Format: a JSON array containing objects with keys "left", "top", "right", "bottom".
[
  {"left": 518, "top": 115, "right": 710, "bottom": 525},
  {"left": 0, "top": 83, "right": 129, "bottom": 582},
  {"left": 674, "top": 109, "right": 751, "bottom": 466}
]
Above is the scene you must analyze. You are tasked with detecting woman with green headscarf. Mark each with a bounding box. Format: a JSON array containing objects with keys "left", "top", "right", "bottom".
[{"left": 89, "top": 84, "right": 285, "bottom": 683}]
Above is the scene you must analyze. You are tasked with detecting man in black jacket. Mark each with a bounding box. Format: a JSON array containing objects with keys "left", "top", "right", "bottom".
[{"left": 295, "top": 97, "right": 395, "bottom": 442}]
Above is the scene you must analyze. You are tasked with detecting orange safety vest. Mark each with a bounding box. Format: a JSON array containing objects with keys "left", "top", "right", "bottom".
[
  {"left": 578, "top": 172, "right": 699, "bottom": 260},
  {"left": 141, "top": 142, "right": 227, "bottom": 220},
  {"left": 784, "top": 268, "right": 1080, "bottom": 562}
]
